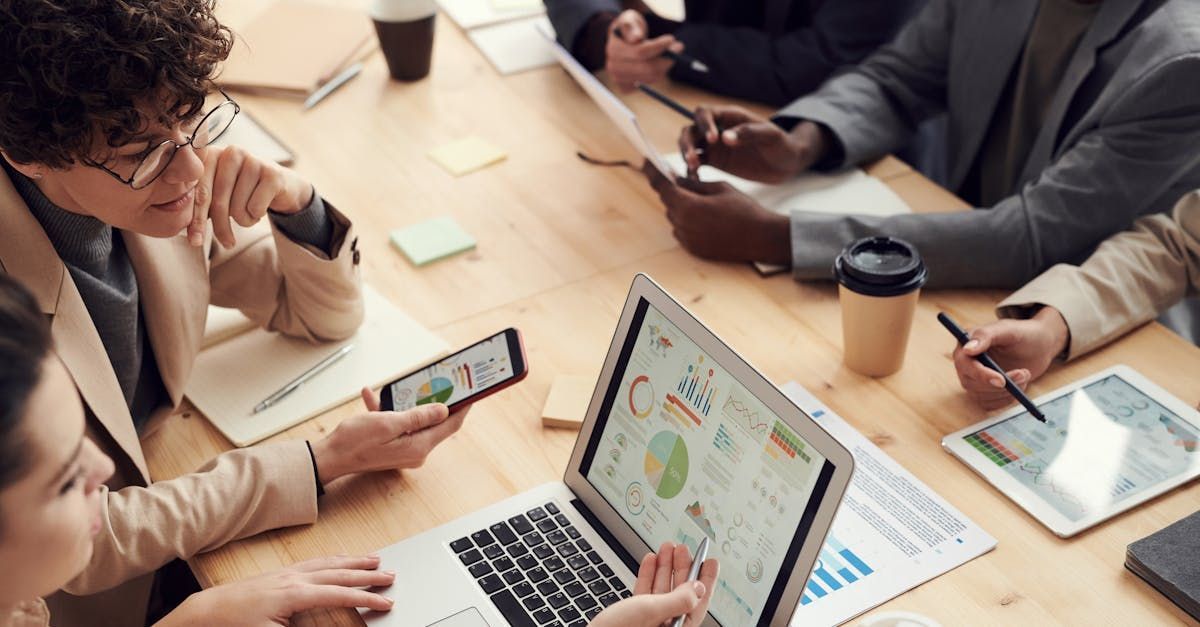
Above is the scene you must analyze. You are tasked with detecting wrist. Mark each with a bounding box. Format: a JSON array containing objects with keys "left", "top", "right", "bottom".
[
  {"left": 756, "top": 211, "right": 792, "bottom": 266},
  {"left": 787, "top": 121, "right": 827, "bottom": 175},
  {"left": 1034, "top": 306, "right": 1071, "bottom": 359},
  {"left": 271, "top": 181, "right": 314, "bottom": 215},
  {"left": 310, "top": 436, "right": 346, "bottom": 486}
]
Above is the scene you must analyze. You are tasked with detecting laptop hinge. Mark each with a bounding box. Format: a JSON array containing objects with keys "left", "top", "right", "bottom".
[{"left": 570, "top": 498, "right": 640, "bottom": 575}]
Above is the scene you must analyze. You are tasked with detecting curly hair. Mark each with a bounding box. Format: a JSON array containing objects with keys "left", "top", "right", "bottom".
[
  {"left": 0, "top": 0, "right": 233, "bottom": 167},
  {"left": 0, "top": 273, "right": 52, "bottom": 497}
]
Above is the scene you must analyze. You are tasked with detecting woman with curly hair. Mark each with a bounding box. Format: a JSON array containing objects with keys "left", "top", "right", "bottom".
[{"left": 0, "top": 1, "right": 481, "bottom": 624}]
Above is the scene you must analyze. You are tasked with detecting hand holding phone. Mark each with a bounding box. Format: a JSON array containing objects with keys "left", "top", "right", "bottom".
[{"left": 380, "top": 328, "right": 528, "bottom": 413}]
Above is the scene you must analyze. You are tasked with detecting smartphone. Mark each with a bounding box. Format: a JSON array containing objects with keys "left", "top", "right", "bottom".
[{"left": 379, "top": 328, "right": 528, "bottom": 413}]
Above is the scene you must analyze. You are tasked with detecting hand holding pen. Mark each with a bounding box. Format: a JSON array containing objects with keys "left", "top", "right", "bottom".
[
  {"left": 940, "top": 312, "right": 1051, "bottom": 421},
  {"left": 607, "top": 10, "right": 707, "bottom": 92}
]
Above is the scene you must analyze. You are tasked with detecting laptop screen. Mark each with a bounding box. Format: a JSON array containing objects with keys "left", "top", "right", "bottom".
[{"left": 580, "top": 298, "right": 834, "bottom": 626}]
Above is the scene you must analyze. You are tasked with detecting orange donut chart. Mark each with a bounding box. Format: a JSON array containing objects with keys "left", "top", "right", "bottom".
[{"left": 628, "top": 374, "right": 654, "bottom": 419}]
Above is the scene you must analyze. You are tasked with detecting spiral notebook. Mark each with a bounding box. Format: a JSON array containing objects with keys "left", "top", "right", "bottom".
[{"left": 187, "top": 285, "right": 448, "bottom": 446}]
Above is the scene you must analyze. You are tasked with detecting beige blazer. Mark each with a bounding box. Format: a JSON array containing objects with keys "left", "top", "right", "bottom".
[
  {"left": 0, "top": 169, "right": 364, "bottom": 626},
  {"left": 998, "top": 191, "right": 1200, "bottom": 359}
]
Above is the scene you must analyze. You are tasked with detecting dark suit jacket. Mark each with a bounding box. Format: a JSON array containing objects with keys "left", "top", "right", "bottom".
[{"left": 544, "top": 0, "right": 922, "bottom": 106}]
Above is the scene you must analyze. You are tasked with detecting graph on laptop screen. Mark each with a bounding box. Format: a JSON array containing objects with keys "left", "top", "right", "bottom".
[{"left": 585, "top": 302, "right": 828, "bottom": 625}]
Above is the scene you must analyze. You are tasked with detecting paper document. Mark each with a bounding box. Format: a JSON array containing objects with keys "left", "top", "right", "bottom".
[
  {"left": 540, "top": 25, "right": 676, "bottom": 178},
  {"left": 212, "top": 111, "right": 295, "bottom": 165},
  {"left": 781, "top": 382, "right": 996, "bottom": 626},
  {"left": 201, "top": 306, "right": 256, "bottom": 349},
  {"left": 187, "top": 286, "right": 448, "bottom": 447},
  {"left": 662, "top": 154, "right": 911, "bottom": 274},
  {"left": 438, "top": 0, "right": 543, "bottom": 30},
  {"left": 468, "top": 16, "right": 556, "bottom": 75}
]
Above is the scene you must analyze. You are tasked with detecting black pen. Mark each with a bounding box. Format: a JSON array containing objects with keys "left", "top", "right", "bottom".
[
  {"left": 615, "top": 25, "right": 710, "bottom": 73},
  {"left": 636, "top": 83, "right": 695, "bottom": 122},
  {"left": 937, "top": 312, "right": 1047, "bottom": 422}
]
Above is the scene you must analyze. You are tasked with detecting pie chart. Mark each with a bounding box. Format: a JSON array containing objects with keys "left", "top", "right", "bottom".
[
  {"left": 417, "top": 377, "right": 454, "bottom": 405},
  {"left": 644, "top": 431, "right": 688, "bottom": 499}
]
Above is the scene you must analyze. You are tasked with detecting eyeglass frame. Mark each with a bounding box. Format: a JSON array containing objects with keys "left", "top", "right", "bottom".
[{"left": 82, "top": 89, "right": 241, "bottom": 190}]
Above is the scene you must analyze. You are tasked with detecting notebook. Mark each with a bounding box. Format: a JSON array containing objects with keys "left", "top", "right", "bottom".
[
  {"left": 661, "top": 154, "right": 912, "bottom": 275},
  {"left": 1126, "top": 510, "right": 1200, "bottom": 620},
  {"left": 219, "top": 0, "right": 374, "bottom": 97},
  {"left": 467, "top": 15, "right": 556, "bottom": 75},
  {"left": 187, "top": 285, "right": 449, "bottom": 447},
  {"left": 438, "top": 0, "right": 543, "bottom": 30},
  {"left": 211, "top": 110, "right": 295, "bottom": 165}
]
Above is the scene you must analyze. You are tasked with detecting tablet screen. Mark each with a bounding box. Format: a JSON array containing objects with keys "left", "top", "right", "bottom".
[{"left": 963, "top": 374, "right": 1200, "bottom": 522}]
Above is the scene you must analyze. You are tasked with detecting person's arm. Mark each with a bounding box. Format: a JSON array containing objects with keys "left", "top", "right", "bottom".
[
  {"left": 772, "top": 0, "right": 954, "bottom": 168},
  {"left": 997, "top": 192, "right": 1200, "bottom": 359},
  {"left": 665, "top": 0, "right": 921, "bottom": 107},
  {"left": 61, "top": 442, "right": 319, "bottom": 595},
  {"left": 786, "top": 53, "right": 1200, "bottom": 288},
  {"left": 544, "top": 0, "right": 622, "bottom": 69},
  {"left": 207, "top": 196, "right": 363, "bottom": 343}
]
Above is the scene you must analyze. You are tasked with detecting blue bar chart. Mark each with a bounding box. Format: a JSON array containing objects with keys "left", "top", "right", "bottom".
[{"left": 800, "top": 534, "right": 874, "bottom": 605}]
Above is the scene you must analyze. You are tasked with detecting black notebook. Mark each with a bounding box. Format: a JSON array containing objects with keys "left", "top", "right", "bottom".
[{"left": 1126, "top": 510, "right": 1200, "bottom": 620}]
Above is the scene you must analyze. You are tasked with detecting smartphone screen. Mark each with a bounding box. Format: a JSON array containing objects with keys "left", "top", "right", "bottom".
[{"left": 385, "top": 329, "right": 524, "bottom": 411}]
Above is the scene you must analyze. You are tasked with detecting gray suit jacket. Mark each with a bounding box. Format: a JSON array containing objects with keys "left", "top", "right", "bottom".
[{"left": 775, "top": 0, "right": 1200, "bottom": 288}]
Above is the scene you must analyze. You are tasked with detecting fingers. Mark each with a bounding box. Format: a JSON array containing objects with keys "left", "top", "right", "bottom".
[
  {"left": 290, "top": 554, "right": 382, "bottom": 573},
  {"left": 289, "top": 584, "right": 394, "bottom": 613},
  {"left": 722, "top": 121, "right": 782, "bottom": 147},
  {"left": 953, "top": 345, "right": 1006, "bottom": 390},
  {"left": 652, "top": 542, "right": 675, "bottom": 593},
  {"left": 390, "top": 403, "right": 451, "bottom": 437},
  {"left": 687, "top": 559, "right": 719, "bottom": 624},
  {"left": 609, "top": 34, "right": 677, "bottom": 62},
  {"left": 609, "top": 9, "right": 646, "bottom": 43},
  {"left": 306, "top": 568, "right": 396, "bottom": 589},
  {"left": 671, "top": 542, "right": 692, "bottom": 584},
  {"left": 361, "top": 386, "right": 382, "bottom": 412},
  {"left": 633, "top": 552, "right": 657, "bottom": 595},
  {"left": 675, "top": 177, "right": 732, "bottom": 196},
  {"left": 193, "top": 147, "right": 223, "bottom": 247},
  {"left": 227, "top": 155, "right": 262, "bottom": 226},
  {"left": 695, "top": 106, "right": 720, "bottom": 144},
  {"left": 208, "top": 146, "right": 244, "bottom": 245}
]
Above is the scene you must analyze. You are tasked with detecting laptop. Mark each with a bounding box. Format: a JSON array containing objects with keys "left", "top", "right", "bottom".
[{"left": 366, "top": 274, "right": 854, "bottom": 627}]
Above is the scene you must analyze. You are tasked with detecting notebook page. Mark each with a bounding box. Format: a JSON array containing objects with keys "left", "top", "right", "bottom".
[{"left": 186, "top": 286, "right": 448, "bottom": 447}]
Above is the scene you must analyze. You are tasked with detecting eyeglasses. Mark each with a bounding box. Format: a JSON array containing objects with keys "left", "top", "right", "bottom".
[{"left": 85, "top": 90, "right": 241, "bottom": 190}]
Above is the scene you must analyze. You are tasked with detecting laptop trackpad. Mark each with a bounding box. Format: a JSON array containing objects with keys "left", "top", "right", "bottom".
[{"left": 427, "top": 607, "right": 491, "bottom": 627}]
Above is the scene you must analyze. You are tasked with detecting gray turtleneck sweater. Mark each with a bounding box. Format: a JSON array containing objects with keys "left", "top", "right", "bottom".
[{"left": 8, "top": 163, "right": 335, "bottom": 431}]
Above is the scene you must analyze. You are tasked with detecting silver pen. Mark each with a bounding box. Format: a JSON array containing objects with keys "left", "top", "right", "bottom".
[
  {"left": 303, "top": 61, "right": 364, "bottom": 110},
  {"left": 253, "top": 344, "right": 355, "bottom": 414},
  {"left": 671, "top": 536, "right": 710, "bottom": 627}
]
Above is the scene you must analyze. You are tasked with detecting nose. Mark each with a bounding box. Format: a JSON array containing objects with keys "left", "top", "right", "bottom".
[
  {"left": 82, "top": 439, "right": 115, "bottom": 492},
  {"left": 159, "top": 142, "right": 205, "bottom": 185}
]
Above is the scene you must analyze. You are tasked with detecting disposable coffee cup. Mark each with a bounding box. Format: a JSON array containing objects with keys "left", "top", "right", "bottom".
[
  {"left": 370, "top": 0, "right": 437, "bottom": 81},
  {"left": 833, "top": 237, "right": 927, "bottom": 377}
]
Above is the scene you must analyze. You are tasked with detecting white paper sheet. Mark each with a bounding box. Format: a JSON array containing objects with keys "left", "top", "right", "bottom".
[
  {"left": 781, "top": 382, "right": 996, "bottom": 626},
  {"left": 468, "top": 16, "right": 556, "bottom": 75},
  {"left": 438, "top": 0, "right": 543, "bottom": 30},
  {"left": 187, "top": 286, "right": 448, "bottom": 447},
  {"left": 212, "top": 111, "right": 295, "bottom": 165}
]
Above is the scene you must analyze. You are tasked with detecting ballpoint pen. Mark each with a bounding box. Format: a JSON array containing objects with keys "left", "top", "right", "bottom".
[
  {"left": 253, "top": 343, "right": 355, "bottom": 414},
  {"left": 937, "top": 312, "right": 1047, "bottom": 422},
  {"left": 615, "top": 25, "right": 710, "bottom": 74},
  {"left": 304, "top": 61, "right": 364, "bottom": 110},
  {"left": 671, "top": 536, "right": 710, "bottom": 627}
]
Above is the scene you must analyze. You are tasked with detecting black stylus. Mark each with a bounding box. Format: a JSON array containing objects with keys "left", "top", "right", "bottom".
[
  {"left": 636, "top": 83, "right": 695, "bottom": 122},
  {"left": 938, "top": 312, "right": 1047, "bottom": 422}
]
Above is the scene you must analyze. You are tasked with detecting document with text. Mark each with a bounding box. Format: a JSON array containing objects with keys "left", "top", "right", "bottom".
[{"left": 782, "top": 382, "right": 996, "bottom": 626}]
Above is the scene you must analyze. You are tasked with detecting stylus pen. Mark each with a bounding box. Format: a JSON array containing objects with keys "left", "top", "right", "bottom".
[
  {"left": 253, "top": 344, "right": 355, "bottom": 414},
  {"left": 671, "top": 536, "right": 710, "bottom": 627},
  {"left": 937, "top": 313, "right": 1047, "bottom": 422},
  {"left": 615, "top": 25, "right": 710, "bottom": 73},
  {"left": 636, "top": 83, "right": 696, "bottom": 122}
]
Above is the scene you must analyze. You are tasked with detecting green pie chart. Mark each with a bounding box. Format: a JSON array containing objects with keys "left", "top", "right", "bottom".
[
  {"left": 417, "top": 377, "right": 454, "bottom": 405},
  {"left": 644, "top": 431, "right": 688, "bottom": 499}
]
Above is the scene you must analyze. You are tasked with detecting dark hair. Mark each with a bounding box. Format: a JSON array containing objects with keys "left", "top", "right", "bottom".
[
  {"left": 0, "top": 274, "right": 53, "bottom": 491},
  {"left": 0, "top": 0, "right": 233, "bottom": 167}
]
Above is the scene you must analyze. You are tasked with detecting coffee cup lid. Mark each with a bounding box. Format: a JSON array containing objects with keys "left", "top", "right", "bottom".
[{"left": 833, "top": 237, "right": 927, "bottom": 297}]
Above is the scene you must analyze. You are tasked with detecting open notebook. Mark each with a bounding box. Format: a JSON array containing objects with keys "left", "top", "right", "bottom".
[
  {"left": 661, "top": 154, "right": 912, "bottom": 275},
  {"left": 187, "top": 285, "right": 448, "bottom": 447}
]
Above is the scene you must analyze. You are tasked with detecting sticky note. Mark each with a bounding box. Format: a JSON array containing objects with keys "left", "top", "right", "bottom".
[
  {"left": 541, "top": 374, "right": 596, "bottom": 429},
  {"left": 427, "top": 136, "right": 507, "bottom": 176},
  {"left": 390, "top": 217, "right": 476, "bottom": 266},
  {"left": 490, "top": 0, "right": 541, "bottom": 10}
]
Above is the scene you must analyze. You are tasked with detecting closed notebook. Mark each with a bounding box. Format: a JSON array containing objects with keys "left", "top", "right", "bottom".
[
  {"left": 1126, "top": 510, "right": 1200, "bottom": 620},
  {"left": 219, "top": 0, "right": 373, "bottom": 96},
  {"left": 187, "top": 285, "right": 448, "bottom": 447}
]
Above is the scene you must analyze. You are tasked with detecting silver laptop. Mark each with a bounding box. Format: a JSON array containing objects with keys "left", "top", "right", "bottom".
[{"left": 366, "top": 274, "right": 854, "bottom": 627}]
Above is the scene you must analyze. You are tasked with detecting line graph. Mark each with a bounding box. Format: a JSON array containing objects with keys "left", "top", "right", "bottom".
[{"left": 723, "top": 390, "right": 768, "bottom": 443}]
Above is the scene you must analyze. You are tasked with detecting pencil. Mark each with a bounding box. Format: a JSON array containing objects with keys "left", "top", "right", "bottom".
[{"left": 636, "top": 83, "right": 695, "bottom": 122}]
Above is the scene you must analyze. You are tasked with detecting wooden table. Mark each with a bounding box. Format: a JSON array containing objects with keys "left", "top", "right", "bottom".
[{"left": 142, "top": 4, "right": 1200, "bottom": 625}]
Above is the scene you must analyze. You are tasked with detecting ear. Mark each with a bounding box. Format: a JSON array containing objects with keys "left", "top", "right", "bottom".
[{"left": 1, "top": 151, "right": 47, "bottom": 180}]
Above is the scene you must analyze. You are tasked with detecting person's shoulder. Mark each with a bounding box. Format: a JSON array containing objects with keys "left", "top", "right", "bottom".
[{"left": 1122, "top": 0, "right": 1200, "bottom": 60}]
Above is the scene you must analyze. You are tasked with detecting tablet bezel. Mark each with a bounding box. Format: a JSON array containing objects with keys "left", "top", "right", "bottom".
[
  {"left": 942, "top": 364, "right": 1200, "bottom": 538},
  {"left": 563, "top": 273, "right": 855, "bottom": 626}
]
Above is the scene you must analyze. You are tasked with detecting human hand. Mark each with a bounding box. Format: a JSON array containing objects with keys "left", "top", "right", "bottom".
[
  {"left": 189, "top": 145, "right": 315, "bottom": 248},
  {"left": 591, "top": 542, "right": 719, "bottom": 627},
  {"left": 158, "top": 555, "right": 394, "bottom": 626},
  {"left": 953, "top": 307, "right": 1070, "bottom": 410},
  {"left": 309, "top": 387, "right": 470, "bottom": 485},
  {"left": 679, "top": 107, "right": 825, "bottom": 182},
  {"left": 605, "top": 9, "right": 682, "bottom": 91},
  {"left": 643, "top": 161, "right": 791, "bottom": 265}
]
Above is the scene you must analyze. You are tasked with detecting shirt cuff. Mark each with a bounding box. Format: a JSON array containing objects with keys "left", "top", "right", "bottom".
[
  {"left": 306, "top": 440, "right": 325, "bottom": 498},
  {"left": 270, "top": 189, "right": 335, "bottom": 256}
]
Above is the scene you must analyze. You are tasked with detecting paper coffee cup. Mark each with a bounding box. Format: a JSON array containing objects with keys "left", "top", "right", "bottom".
[
  {"left": 370, "top": 0, "right": 437, "bottom": 81},
  {"left": 834, "top": 237, "right": 927, "bottom": 377}
]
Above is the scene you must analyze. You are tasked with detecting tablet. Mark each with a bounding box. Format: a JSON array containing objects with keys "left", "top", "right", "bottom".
[{"left": 942, "top": 365, "right": 1200, "bottom": 537}]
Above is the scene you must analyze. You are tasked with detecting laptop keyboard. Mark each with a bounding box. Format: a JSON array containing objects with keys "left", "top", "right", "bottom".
[{"left": 450, "top": 501, "right": 632, "bottom": 627}]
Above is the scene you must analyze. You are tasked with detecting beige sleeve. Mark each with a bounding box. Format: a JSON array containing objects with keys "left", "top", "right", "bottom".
[
  {"left": 997, "top": 191, "right": 1200, "bottom": 359},
  {"left": 61, "top": 441, "right": 319, "bottom": 595},
  {"left": 208, "top": 201, "right": 363, "bottom": 343}
]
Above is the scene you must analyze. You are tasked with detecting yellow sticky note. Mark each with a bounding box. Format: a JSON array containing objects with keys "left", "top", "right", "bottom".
[
  {"left": 427, "top": 136, "right": 507, "bottom": 177},
  {"left": 541, "top": 374, "right": 595, "bottom": 429}
]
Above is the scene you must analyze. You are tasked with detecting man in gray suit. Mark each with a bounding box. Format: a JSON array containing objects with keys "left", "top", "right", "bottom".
[{"left": 644, "top": 0, "right": 1200, "bottom": 288}]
